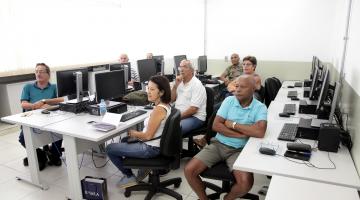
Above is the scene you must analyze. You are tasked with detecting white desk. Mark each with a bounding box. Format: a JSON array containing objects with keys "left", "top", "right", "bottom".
[
  {"left": 43, "top": 108, "right": 149, "bottom": 200},
  {"left": 265, "top": 176, "right": 360, "bottom": 200},
  {"left": 1, "top": 110, "right": 76, "bottom": 190},
  {"left": 233, "top": 81, "right": 360, "bottom": 189}
]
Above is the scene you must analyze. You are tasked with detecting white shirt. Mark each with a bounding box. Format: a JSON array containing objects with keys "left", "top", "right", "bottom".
[
  {"left": 175, "top": 76, "right": 207, "bottom": 121},
  {"left": 144, "top": 104, "right": 171, "bottom": 147}
]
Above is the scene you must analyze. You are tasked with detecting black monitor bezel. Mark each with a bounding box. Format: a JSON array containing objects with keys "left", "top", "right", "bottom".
[
  {"left": 95, "top": 70, "right": 126, "bottom": 102},
  {"left": 56, "top": 67, "right": 89, "bottom": 97},
  {"left": 137, "top": 59, "right": 157, "bottom": 83}
]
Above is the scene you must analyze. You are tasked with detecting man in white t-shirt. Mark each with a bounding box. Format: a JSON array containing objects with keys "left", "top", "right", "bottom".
[{"left": 171, "top": 59, "right": 207, "bottom": 135}]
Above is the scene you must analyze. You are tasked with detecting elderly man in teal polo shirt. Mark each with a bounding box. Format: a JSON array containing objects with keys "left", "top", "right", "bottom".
[
  {"left": 19, "top": 63, "right": 65, "bottom": 170},
  {"left": 184, "top": 75, "right": 268, "bottom": 200}
]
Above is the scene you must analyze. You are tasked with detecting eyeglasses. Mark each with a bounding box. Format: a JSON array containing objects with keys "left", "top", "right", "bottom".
[
  {"left": 242, "top": 63, "right": 253, "bottom": 67},
  {"left": 35, "top": 70, "right": 47, "bottom": 74}
]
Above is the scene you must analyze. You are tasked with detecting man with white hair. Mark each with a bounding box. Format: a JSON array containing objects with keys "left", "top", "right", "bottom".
[
  {"left": 171, "top": 59, "right": 207, "bottom": 135},
  {"left": 119, "top": 53, "right": 139, "bottom": 83}
]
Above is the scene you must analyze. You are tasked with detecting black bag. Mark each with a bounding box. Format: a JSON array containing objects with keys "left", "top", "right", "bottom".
[{"left": 81, "top": 176, "right": 108, "bottom": 200}]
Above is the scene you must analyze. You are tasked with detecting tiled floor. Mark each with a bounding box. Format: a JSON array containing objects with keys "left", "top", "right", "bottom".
[{"left": 0, "top": 129, "right": 270, "bottom": 200}]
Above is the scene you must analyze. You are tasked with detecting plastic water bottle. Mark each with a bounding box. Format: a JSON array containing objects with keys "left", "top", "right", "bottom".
[{"left": 99, "top": 99, "right": 107, "bottom": 116}]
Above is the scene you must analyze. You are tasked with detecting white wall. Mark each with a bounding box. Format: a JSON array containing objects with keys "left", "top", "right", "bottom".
[
  {"left": 0, "top": 0, "right": 204, "bottom": 74},
  {"left": 342, "top": 0, "right": 360, "bottom": 96},
  {"left": 206, "top": 0, "right": 338, "bottom": 62}
]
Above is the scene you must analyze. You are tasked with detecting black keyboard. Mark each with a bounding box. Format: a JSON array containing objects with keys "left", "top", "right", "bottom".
[
  {"left": 120, "top": 110, "right": 147, "bottom": 122},
  {"left": 287, "top": 91, "right": 298, "bottom": 98},
  {"left": 278, "top": 123, "right": 298, "bottom": 141},
  {"left": 283, "top": 104, "right": 296, "bottom": 115},
  {"left": 294, "top": 82, "right": 302, "bottom": 87}
]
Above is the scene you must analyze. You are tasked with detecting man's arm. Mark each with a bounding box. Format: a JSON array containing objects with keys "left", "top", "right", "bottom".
[
  {"left": 212, "top": 115, "right": 247, "bottom": 138},
  {"left": 21, "top": 100, "right": 45, "bottom": 110},
  {"left": 44, "top": 97, "right": 64, "bottom": 105},
  {"left": 171, "top": 75, "right": 182, "bottom": 103},
  {"left": 181, "top": 106, "right": 199, "bottom": 119},
  {"left": 219, "top": 70, "right": 229, "bottom": 86},
  {"left": 224, "top": 119, "right": 267, "bottom": 138}
]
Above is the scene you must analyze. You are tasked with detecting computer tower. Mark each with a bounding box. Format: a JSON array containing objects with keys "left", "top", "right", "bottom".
[
  {"left": 296, "top": 118, "right": 319, "bottom": 140},
  {"left": 318, "top": 123, "right": 340, "bottom": 152}
]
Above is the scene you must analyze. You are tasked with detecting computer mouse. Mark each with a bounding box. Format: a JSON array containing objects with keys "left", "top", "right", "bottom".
[
  {"left": 259, "top": 147, "right": 276, "bottom": 156},
  {"left": 279, "top": 112, "right": 290, "bottom": 118},
  {"left": 41, "top": 110, "right": 50, "bottom": 114}
]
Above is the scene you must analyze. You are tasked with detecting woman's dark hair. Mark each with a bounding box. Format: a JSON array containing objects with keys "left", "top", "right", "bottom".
[
  {"left": 149, "top": 75, "right": 171, "bottom": 104},
  {"left": 243, "top": 56, "right": 257, "bottom": 69},
  {"left": 36, "top": 63, "right": 50, "bottom": 75}
]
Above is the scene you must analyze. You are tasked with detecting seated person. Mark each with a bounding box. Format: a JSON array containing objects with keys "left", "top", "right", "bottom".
[
  {"left": 184, "top": 75, "right": 267, "bottom": 200},
  {"left": 171, "top": 59, "right": 207, "bottom": 135},
  {"left": 19, "top": 63, "right": 65, "bottom": 170},
  {"left": 219, "top": 53, "right": 242, "bottom": 86},
  {"left": 146, "top": 53, "right": 153, "bottom": 59},
  {"left": 227, "top": 56, "right": 264, "bottom": 102},
  {"left": 119, "top": 53, "right": 139, "bottom": 85},
  {"left": 219, "top": 53, "right": 242, "bottom": 98},
  {"left": 195, "top": 56, "right": 265, "bottom": 149},
  {"left": 106, "top": 75, "right": 172, "bottom": 188}
]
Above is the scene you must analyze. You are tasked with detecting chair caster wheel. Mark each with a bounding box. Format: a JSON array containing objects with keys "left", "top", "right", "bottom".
[{"left": 124, "top": 190, "right": 131, "bottom": 197}]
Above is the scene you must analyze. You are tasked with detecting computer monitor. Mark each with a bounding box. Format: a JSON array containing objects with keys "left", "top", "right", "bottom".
[
  {"left": 56, "top": 68, "right": 89, "bottom": 98},
  {"left": 309, "top": 63, "right": 327, "bottom": 100},
  {"left": 310, "top": 56, "right": 319, "bottom": 80},
  {"left": 95, "top": 70, "right": 126, "bottom": 102},
  {"left": 316, "top": 68, "right": 330, "bottom": 111},
  {"left": 198, "top": 55, "right": 207, "bottom": 75},
  {"left": 137, "top": 59, "right": 157, "bottom": 83},
  {"left": 328, "top": 81, "right": 341, "bottom": 122},
  {"left": 110, "top": 63, "right": 132, "bottom": 81},
  {"left": 174, "top": 55, "right": 187, "bottom": 75},
  {"left": 153, "top": 55, "right": 164, "bottom": 75}
]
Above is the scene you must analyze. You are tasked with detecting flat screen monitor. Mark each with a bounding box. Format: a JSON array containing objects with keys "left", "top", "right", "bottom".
[
  {"left": 309, "top": 67, "right": 319, "bottom": 100},
  {"left": 137, "top": 59, "right": 157, "bottom": 83},
  {"left": 328, "top": 81, "right": 341, "bottom": 122},
  {"left": 56, "top": 68, "right": 89, "bottom": 97},
  {"left": 316, "top": 68, "right": 330, "bottom": 111},
  {"left": 174, "top": 55, "right": 187, "bottom": 75},
  {"left": 110, "top": 62, "right": 131, "bottom": 82},
  {"left": 198, "top": 55, "right": 207, "bottom": 74},
  {"left": 95, "top": 70, "right": 126, "bottom": 102},
  {"left": 153, "top": 55, "right": 164, "bottom": 75},
  {"left": 310, "top": 56, "right": 318, "bottom": 80}
]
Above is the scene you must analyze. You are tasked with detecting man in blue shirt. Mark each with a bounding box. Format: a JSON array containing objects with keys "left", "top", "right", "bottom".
[
  {"left": 184, "top": 75, "right": 268, "bottom": 200},
  {"left": 19, "top": 63, "right": 64, "bottom": 170}
]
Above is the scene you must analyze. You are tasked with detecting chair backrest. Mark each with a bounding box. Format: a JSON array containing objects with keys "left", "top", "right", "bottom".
[
  {"left": 159, "top": 108, "right": 181, "bottom": 158},
  {"left": 206, "top": 104, "right": 220, "bottom": 140},
  {"left": 254, "top": 85, "right": 265, "bottom": 103},
  {"left": 204, "top": 87, "right": 215, "bottom": 123},
  {"left": 264, "top": 77, "right": 281, "bottom": 107}
]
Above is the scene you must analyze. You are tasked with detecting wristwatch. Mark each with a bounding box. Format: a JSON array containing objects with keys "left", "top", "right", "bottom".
[
  {"left": 232, "top": 121, "right": 237, "bottom": 129},
  {"left": 41, "top": 99, "right": 46, "bottom": 104}
]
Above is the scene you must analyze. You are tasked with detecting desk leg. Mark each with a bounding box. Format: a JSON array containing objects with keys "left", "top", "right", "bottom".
[
  {"left": 63, "top": 135, "right": 83, "bottom": 200},
  {"left": 17, "top": 126, "right": 49, "bottom": 190}
]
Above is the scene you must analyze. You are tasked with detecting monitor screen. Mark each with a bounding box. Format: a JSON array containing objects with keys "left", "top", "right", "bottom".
[
  {"left": 137, "top": 59, "right": 157, "bottom": 83},
  {"left": 153, "top": 55, "right": 164, "bottom": 74},
  {"left": 328, "top": 81, "right": 341, "bottom": 122},
  {"left": 310, "top": 56, "right": 318, "bottom": 80},
  {"left": 56, "top": 68, "right": 89, "bottom": 97},
  {"left": 198, "top": 55, "right": 207, "bottom": 74},
  {"left": 95, "top": 70, "right": 126, "bottom": 102},
  {"left": 110, "top": 62, "right": 132, "bottom": 82},
  {"left": 316, "top": 68, "right": 330, "bottom": 111},
  {"left": 174, "top": 55, "right": 187, "bottom": 75}
]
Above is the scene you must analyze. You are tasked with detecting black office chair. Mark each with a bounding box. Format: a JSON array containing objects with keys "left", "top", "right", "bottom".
[
  {"left": 122, "top": 108, "right": 183, "bottom": 200},
  {"left": 181, "top": 87, "right": 214, "bottom": 158},
  {"left": 200, "top": 162, "right": 259, "bottom": 200},
  {"left": 264, "top": 77, "right": 281, "bottom": 107}
]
